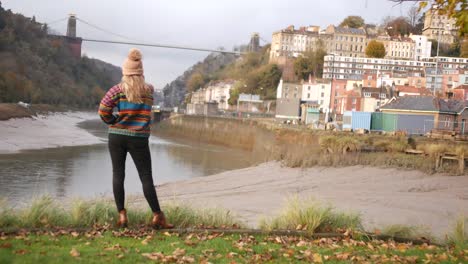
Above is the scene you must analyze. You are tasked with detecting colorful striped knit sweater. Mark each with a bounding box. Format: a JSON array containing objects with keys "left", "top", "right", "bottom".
[{"left": 98, "top": 85, "right": 153, "bottom": 137}]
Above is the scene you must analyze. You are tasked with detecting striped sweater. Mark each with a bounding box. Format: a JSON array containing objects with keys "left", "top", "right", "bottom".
[{"left": 98, "top": 85, "right": 153, "bottom": 137}]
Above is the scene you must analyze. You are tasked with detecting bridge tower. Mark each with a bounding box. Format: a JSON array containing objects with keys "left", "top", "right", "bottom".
[
  {"left": 65, "top": 14, "right": 82, "bottom": 59},
  {"left": 248, "top": 33, "right": 260, "bottom": 52},
  {"left": 66, "top": 14, "right": 77, "bottom": 38}
]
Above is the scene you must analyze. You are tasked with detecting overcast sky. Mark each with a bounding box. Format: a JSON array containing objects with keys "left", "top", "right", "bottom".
[{"left": 3, "top": 0, "right": 415, "bottom": 89}]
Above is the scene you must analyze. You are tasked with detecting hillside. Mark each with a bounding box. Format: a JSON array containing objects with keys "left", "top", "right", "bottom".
[
  {"left": 162, "top": 52, "right": 238, "bottom": 107},
  {"left": 0, "top": 3, "right": 121, "bottom": 108},
  {"left": 163, "top": 45, "right": 282, "bottom": 107}
]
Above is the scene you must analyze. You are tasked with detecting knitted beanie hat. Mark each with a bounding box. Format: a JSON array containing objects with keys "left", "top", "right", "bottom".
[{"left": 122, "top": 48, "right": 143, "bottom": 76}]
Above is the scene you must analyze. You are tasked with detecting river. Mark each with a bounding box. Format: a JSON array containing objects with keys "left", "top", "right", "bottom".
[{"left": 0, "top": 119, "right": 256, "bottom": 204}]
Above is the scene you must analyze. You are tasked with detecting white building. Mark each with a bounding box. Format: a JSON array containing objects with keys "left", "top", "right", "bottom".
[
  {"left": 190, "top": 80, "right": 234, "bottom": 110},
  {"left": 381, "top": 38, "right": 415, "bottom": 60},
  {"left": 323, "top": 55, "right": 437, "bottom": 80},
  {"left": 422, "top": 5, "right": 458, "bottom": 45},
  {"left": 270, "top": 25, "right": 321, "bottom": 62},
  {"left": 276, "top": 79, "right": 302, "bottom": 99},
  {"left": 409, "top": 35, "right": 432, "bottom": 61},
  {"left": 301, "top": 79, "right": 332, "bottom": 112},
  {"left": 204, "top": 81, "right": 234, "bottom": 110}
]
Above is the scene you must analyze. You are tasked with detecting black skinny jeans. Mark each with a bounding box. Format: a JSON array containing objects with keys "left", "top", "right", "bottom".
[{"left": 108, "top": 133, "right": 161, "bottom": 213}]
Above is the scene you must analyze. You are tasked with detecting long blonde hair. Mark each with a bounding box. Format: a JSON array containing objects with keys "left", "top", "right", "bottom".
[{"left": 120, "top": 75, "right": 150, "bottom": 103}]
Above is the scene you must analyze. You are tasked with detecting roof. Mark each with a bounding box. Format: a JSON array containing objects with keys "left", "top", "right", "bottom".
[
  {"left": 380, "top": 96, "right": 466, "bottom": 113},
  {"left": 395, "top": 86, "right": 432, "bottom": 96},
  {"left": 454, "top": 84, "right": 468, "bottom": 90},
  {"left": 334, "top": 27, "right": 366, "bottom": 35}
]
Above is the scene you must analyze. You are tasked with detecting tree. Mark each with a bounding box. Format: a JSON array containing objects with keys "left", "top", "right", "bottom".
[
  {"left": 389, "top": 0, "right": 467, "bottom": 37},
  {"left": 366, "top": 40, "right": 386, "bottom": 58},
  {"left": 186, "top": 72, "right": 205, "bottom": 92},
  {"left": 293, "top": 48, "right": 327, "bottom": 80},
  {"left": 339, "top": 16, "right": 365, "bottom": 28},
  {"left": 383, "top": 16, "right": 413, "bottom": 36},
  {"left": 407, "top": 6, "right": 421, "bottom": 28},
  {"left": 413, "top": 13, "right": 425, "bottom": 34},
  {"left": 462, "top": 38, "right": 468, "bottom": 57},
  {"left": 430, "top": 39, "right": 461, "bottom": 57}
]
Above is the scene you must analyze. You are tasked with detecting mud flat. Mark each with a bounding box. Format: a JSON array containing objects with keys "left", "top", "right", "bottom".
[
  {"left": 0, "top": 112, "right": 102, "bottom": 154},
  {"left": 149, "top": 162, "right": 468, "bottom": 238}
]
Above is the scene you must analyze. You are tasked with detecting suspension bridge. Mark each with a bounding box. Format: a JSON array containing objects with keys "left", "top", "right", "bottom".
[{"left": 45, "top": 14, "right": 265, "bottom": 56}]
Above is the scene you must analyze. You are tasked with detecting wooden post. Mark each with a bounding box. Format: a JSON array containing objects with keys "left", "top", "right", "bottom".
[
  {"left": 435, "top": 154, "right": 441, "bottom": 170},
  {"left": 459, "top": 153, "right": 465, "bottom": 175}
]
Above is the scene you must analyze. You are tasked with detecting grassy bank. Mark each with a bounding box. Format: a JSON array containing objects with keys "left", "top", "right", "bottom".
[
  {"left": 1, "top": 229, "right": 466, "bottom": 263},
  {"left": 154, "top": 115, "right": 468, "bottom": 174},
  {"left": 0, "top": 196, "right": 243, "bottom": 231},
  {"left": 0, "top": 196, "right": 466, "bottom": 263}
]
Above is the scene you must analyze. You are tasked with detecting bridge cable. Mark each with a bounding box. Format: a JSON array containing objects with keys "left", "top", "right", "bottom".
[
  {"left": 81, "top": 38, "right": 244, "bottom": 55},
  {"left": 44, "top": 17, "right": 68, "bottom": 25},
  {"left": 76, "top": 17, "right": 244, "bottom": 54},
  {"left": 77, "top": 17, "right": 141, "bottom": 42}
]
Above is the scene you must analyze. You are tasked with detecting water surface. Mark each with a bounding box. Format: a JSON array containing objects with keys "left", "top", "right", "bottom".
[{"left": 0, "top": 120, "right": 255, "bottom": 204}]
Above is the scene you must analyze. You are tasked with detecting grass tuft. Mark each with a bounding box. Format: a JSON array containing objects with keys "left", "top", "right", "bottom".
[
  {"left": 70, "top": 199, "right": 117, "bottom": 227},
  {"left": 259, "top": 196, "right": 362, "bottom": 233},
  {"left": 380, "top": 224, "right": 431, "bottom": 239},
  {"left": 164, "top": 201, "right": 244, "bottom": 228},
  {"left": 447, "top": 216, "right": 467, "bottom": 248},
  {"left": 22, "top": 195, "right": 70, "bottom": 228}
]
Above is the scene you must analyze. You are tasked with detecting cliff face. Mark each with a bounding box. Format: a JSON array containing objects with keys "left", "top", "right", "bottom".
[{"left": 162, "top": 52, "right": 238, "bottom": 107}]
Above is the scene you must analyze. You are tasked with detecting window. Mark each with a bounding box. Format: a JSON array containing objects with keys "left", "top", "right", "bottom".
[
  {"left": 380, "top": 93, "right": 386, "bottom": 99},
  {"left": 352, "top": 98, "right": 357, "bottom": 104},
  {"left": 364, "top": 92, "right": 371, "bottom": 97},
  {"left": 367, "top": 76, "right": 373, "bottom": 80},
  {"left": 307, "top": 93, "right": 310, "bottom": 99},
  {"left": 321, "top": 92, "right": 324, "bottom": 97},
  {"left": 308, "top": 86, "right": 311, "bottom": 91},
  {"left": 321, "top": 85, "right": 325, "bottom": 89}
]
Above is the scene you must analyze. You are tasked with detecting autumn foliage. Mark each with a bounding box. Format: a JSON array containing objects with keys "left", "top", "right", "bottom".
[
  {"left": 0, "top": 4, "right": 121, "bottom": 107},
  {"left": 365, "top": 40, "right": 386, "bottom": 58}
]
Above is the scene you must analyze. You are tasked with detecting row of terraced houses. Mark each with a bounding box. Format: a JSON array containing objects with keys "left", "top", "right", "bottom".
[{"left": 273, "top": 5, "right": 468, "bottom": 135}]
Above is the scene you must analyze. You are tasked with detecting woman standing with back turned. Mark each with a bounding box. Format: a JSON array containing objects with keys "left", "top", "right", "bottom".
[{"left": 98, "top": 48, "right": 173, "bottom": 229}]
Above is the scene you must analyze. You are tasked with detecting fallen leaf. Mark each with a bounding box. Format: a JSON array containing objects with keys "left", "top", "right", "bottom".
[
  {"left": 14, "top": 249, "right": 28, "bottom": 255},
  {"left": 70, "top": 232, "right": 79, "bottom": 238},
  {"left": 181, "top": 256, "right": 195, "bottom": 263},
  {"left": 296, "top": 240, "right": 308, "bottom": 247},
  {"left": 142, "top": 252, "right": 164, "bottom": 261},
  {"left": 227, "top": 252, "right": 238, "bottom": 258},
  {"left": 70, "top": 248, "right": 80, "bottom": 258},
  {"left": 313, "top": 253, "right": 323, "bottom": 263},
  {"left": 0, "top": 243, "right": 12, "bottom": 249},
  {"left": 336, "top": 252, "right": 350, "bottom": 260},
  {"left": 172, "top": 248, "right": 186, "bottom": 257}
]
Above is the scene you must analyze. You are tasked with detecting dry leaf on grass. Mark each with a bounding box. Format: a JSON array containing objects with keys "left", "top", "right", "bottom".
[{"left": 69, "top": 248, "right": 80, "bottom": 258}]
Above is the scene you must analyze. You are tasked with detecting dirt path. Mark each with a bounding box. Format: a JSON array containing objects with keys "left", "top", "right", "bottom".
[{"left": 142, "top": 162, "right": 468, "bottom": 238}]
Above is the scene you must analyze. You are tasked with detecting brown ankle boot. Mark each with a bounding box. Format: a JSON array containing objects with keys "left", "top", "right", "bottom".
[
  {"left": 151, "top": 211, "right": 174, "bottom": 229},
  {"left": 116, "top": 209, "right": 128, "bottom": 228}
]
